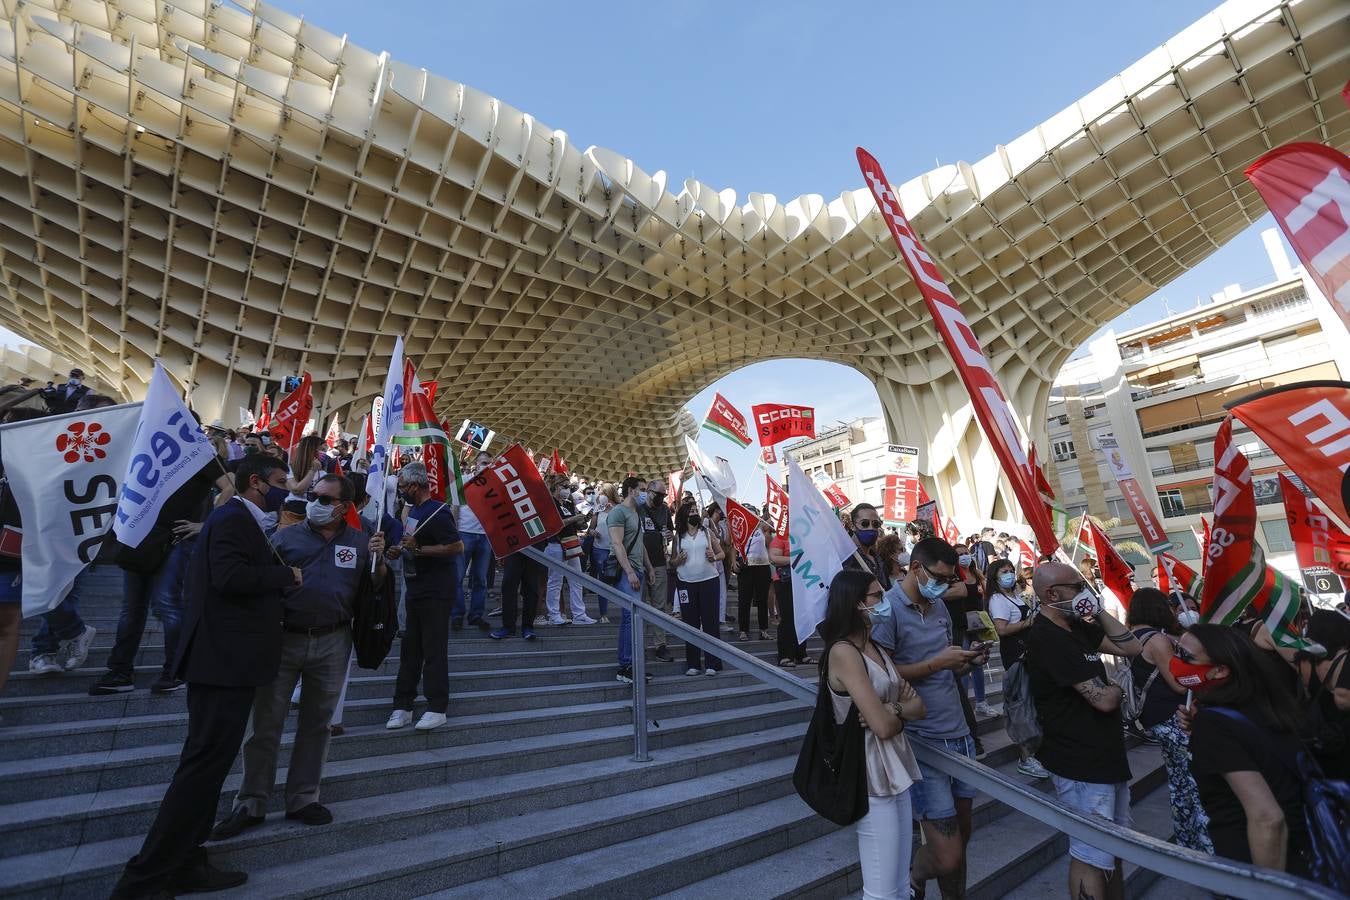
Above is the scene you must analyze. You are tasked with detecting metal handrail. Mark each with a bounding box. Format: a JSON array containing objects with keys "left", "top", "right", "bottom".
[{"left": 519, "top": 545, "right": 1338, "bottom": 900}]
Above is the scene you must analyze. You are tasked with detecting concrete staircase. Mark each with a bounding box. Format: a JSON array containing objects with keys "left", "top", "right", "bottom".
[{"left": 1, "top": 565, "right": 1203, "bottom": 898}]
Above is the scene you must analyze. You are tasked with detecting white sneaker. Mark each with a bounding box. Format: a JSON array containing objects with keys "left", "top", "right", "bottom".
[
  {"left": 29, "top": 653, "right": 63, "bottom": 675},
  {"left": 414, "top": 711, "right": 447, "bottom": 731},
  {"left": 975, "top": 701, "right": 1000, "bottom": 718},
  {"left": 59, "top": 625, "right": 97, "bottom": 671},
  {"left": 599, "top": 615, "right": 611, "bottom": 624},
  {"left": 685, "top": 668, "right": 700, "bottom": 676},
  {"left": 571, "top": 614, "right": 597, "bottom": 625},
  {"left": 385, "top": 709, "right": 413, "bottom": 730},
  {"left": 704, "top": 668, "right": 717, "bottom": 677},
  {"left": 1018, "top": 757, "right": 1051, "bottom": 779},
  {"left": 546, "top": 616, "right": 567, "bottom": 626}
]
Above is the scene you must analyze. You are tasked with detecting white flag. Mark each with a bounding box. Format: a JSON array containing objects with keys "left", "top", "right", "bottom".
[
  {"left": 684, "top": 435, "right": 737, "bottom": 504},
  {"left": 323, "top": 412, "right": 342, "bottom": 449},
  {"left": 787, "top": 453, "right": 856, "bottom": 646},
  {"left": 368, "top": 337, "right": 405, "bottom": 525},
  {"left": 0, "top": 402, "right": 143, "bottom": 616},
  {"left": 352, "top": 415, "right": 369, "bottom": 465},
  {"left": 237, "top": 407, "right": 255, "bottom": 428},
  {"left": 113, "top": 363, "right": 216, "bottom": 549}
]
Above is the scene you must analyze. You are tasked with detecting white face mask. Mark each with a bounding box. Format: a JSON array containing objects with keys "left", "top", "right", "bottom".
[
  {"left": 1177, "top": 609, "right": 1200, "bottom": 629},
  {"left": 1052, "top": 587, "right": 1101, "bottom": 619},
  {"left": 306, "top": 498, "right": 340, "bottom": 526}
]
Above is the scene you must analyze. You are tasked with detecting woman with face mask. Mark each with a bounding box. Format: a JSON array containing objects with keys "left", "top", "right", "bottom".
[
  {"left": 820, "top": 569, "right": 926, "bottom": 900},
  {"left": 1179, "top": 625, "right": 1310, "bottom": 875},
  {"left": 587, "top": 486, "right": 619, "bottom": 623},
  {"left": 278, "top": 435, "right": 327, "bottom": 530},
  {"left": 671, "top": 503, "right": 725, "bottom": 676},
  {"left": 985, "top": 559, "right": 1048, "bottom": 779}
]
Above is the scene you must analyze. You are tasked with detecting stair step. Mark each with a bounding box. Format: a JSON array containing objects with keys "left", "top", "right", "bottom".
[{"left": 653, "top": 826, "right": 862, "bottom": 900}]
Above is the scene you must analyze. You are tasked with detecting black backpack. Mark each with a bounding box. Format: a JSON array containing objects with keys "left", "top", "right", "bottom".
[
  {"left": 793, "top": 642, "right": 869, "bottom": 826},
  {"left": 352, "top": 564, "right": 397, "bottom": 670}
]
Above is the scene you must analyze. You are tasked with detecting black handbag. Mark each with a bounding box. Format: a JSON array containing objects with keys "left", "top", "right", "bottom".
[
  {"left": 792, "top": 642, "right": 869, "bottom": 825},
  {"left": 352, "top": 564, "right": 397, "bottom": 670}
]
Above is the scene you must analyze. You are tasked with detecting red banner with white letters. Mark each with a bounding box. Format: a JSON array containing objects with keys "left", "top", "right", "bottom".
[
  {"left": 857, "top": 148, "right": 1058, "bottom": 555},
  {"left": 268, "top": 373, "right": 312, "bottom": 452},
  {"left": 882, "top": 474, "right": 918, "bottom": 526},
  {"left": 751, "top": 403, "right": 816, "bottom": 447},
  {"left": 1245, "top": 143, "right": 1350, "bottom": 333},
  {"left": 703, "top": 392, "right": 753, "bottom": 448},
  {"left": 724, "top": 497, "right": 762, "bottom": 558},
  {"left": 765, "top": 475, "right": 789, "bottom": 539},
  {"left": 1279, "top": 472, "right": 1350, "bottom": 587},
  {"left": 464, "top": 443, "right": 563, "bottom": 558}
]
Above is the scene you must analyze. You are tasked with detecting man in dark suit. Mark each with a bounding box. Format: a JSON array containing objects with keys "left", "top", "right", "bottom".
[
  {"left": 110, "top": 454, "right": 301, "bottom": 899},
  {"left": 41, "top": 367, "right": 91, "bottom": 413}
]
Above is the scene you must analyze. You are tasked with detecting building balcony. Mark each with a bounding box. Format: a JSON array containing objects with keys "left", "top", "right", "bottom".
[
  {"left": 1150, "top": 447, "right": 1277, "bottom": 478},
  {"left": 1161, "top": 501, "right": 1214, "bottom": 519}
]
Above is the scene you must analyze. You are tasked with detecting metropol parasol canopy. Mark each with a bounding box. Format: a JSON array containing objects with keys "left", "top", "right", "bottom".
[{"left": 0, "top": 0, "right": 1346, "bottom": 521}]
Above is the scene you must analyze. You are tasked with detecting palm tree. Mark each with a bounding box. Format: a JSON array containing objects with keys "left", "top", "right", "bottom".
[{"left": 1061, "top": 513, "right": 1149, "bottom": 562}]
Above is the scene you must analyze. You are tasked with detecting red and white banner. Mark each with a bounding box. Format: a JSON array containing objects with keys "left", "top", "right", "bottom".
[
  {"left": 464, "top": 443, "right": 563, "bottom": 558},
  {"left": 702, "top": 392, "right": 752, "bottom": 448},
  {"left": 751, "top": 403, "right": 816, "bottom": 447},
  {"left": 941, "top": 516, "right": 961, "bottom": 546},
  {"left": 1279, "top": 472, "right": 1350, "bottom": 588},
  {"left": 760, "top": 445, "right": 778, "bottom": 467},
  {"left": 765, "top": 474, "right": 789, "bottom": 539},
  {"left": 1157, "top": 552, "right": 1203, "bottom": 598},
  {"left": 667, "top": 470, "right": 683, "bottom": 509},
  {"left": 269, "top": 373, "right": 313, "bottom": 452},
  {"left": 724, "top": 497, "right": 762, "bottom": 558},
  {"left": 823, "top": 482, "right": 850, "bottom": 509},
  {"left": 1226, "top": 381, "right": 1350, "bottom": 531},
  {"left": 255, "top": 394, "right": 271, "bottom": 431},
  {"left": 857, "top": 148, "right": 1058, "bottom": 555},
  {"left": 882, "top": 474, "right": 919, "bottom": 526},
  {"left": 1245, "top": 142, "right": 1350, "bottom": 333},
  {"left": 1084, "top": 517, "right": 1135, "bottom": 610},
  {"left": 1098, "top": 436, "right": 1171, "bottom": 553},
  {"left": 323, "top": 412, "right": 342, "bottom": 449}
]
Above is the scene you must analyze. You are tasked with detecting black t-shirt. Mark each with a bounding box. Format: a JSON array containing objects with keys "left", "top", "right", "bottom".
[
  {"left": 1025, "top": 616, "right": 1131, "bottom": 784},
  {"left": 404, "top": 499, "right": 460, "bottom": 597},
  {"left": 1189, "top": 704, "right": 1310, "bottom": 869},
  {"left": 1129, "top": 628, "right": 1186, "bottom": 729},
  {"left": 551, "top": 498, "right": 580, "bottom": 542},
  {"left": 1305, "top": 651, "right": 1350, "bottom": 780},
  {"left": 639, "top": 503, "right": 672, "bottom": 566}
]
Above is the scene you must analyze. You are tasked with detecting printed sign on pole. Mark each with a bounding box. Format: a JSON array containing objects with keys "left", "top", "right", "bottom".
[
  {"left": 455, "top": 419, "right": 495, "bottom": 452},
  {"left": 765, "top": 475, "right": 789, "bottom": 539}
]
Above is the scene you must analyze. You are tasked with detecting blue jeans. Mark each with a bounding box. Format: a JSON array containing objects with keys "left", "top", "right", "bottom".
[
  {"left": 109, "top": 539, "right": 193, "bottom": 678},
  {"left": 31, "top": 570, "right": 91, "bottom": 654},
  {"left": 590, "top": 548, "right": 611, "bottom": 616},
  {"left": 451, "top": 532, "right": 491, "bottom": 622},
  {"left": 615, "top": 574, "right": 642, "bottom": 667}
]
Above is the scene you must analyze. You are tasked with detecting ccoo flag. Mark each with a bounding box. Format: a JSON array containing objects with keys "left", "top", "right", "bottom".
[
  {"left": 113, "top": 363, "right": 216, "bottom": 549},
  {"left": 724, "top": 498, "right": 762, "bottom": 559},
  {"left": 702, "top": 393, "right": 752, "bottom": 448},
  {"left": 787, "top": 454, "right": 857, "bottom": 646},
  {"left": 464, "top": 444, "right": 563, "bottom": 558}
]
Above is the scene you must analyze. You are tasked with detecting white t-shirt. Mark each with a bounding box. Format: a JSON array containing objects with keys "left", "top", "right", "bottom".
[
  {"left": 455, "top": 504, "right": 486, "bottom": 535},
  {"left": 744, "top": 529, "right": 769, "bottom": 566},
  {"left": 988, "top": 591, "right": 1030, "bottom": 624},
  {"left": 673, "top": 529, "right": 719, "bottom": 584},
  {"left": 592, "top": 503, "right": 613, "bottom": 550}
]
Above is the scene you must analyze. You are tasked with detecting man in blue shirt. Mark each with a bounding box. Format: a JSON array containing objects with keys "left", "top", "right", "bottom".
[
  {"left": 386, "top": 462, "right": 463, "bottom": 732},
  {"left": 872, "top": 537, "right": 986, "bottom": 900}
]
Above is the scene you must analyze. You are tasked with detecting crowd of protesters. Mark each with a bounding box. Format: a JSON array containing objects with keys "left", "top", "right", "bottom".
[{"left": 1, "top": 375, "right": 1348, "bottom": 899}]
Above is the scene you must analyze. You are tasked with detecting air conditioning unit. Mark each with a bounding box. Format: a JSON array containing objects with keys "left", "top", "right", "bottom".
[
  {"left": 1083, "top": 409, "right": 1096, "bottom": 419},
  {"left": 1057, "top": 415, "right": 1069, "bottom": 425}
]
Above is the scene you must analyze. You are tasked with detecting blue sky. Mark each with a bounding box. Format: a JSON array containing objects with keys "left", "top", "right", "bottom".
[{"left": 0, "top": 1, "right": 1299, "bottom": 493}]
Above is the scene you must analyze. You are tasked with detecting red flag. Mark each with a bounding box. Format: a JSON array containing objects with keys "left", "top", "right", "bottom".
[
  {"left": 1280, "top": 473, "right": 1350, "bottom": 588},
  {"left": 1017, "top": 538, "right": 1037, "bottom": 568},
  {"left": 1084, "top": 518, "right": 1134, "bottom": 610},
  {"left": 1029, "top": 441, "right": 1055, "bottom": 500},
  {"left": 857, "top": 148, "right": 1058, "bottom": 556},
  {"left": 702, "top": 393, "right": 753, "bottom": 448},
  {"left": 822, "top": 482, "right": 851, "bottom": 509},
  {"left": 361, "top": 414, "right": 374, "bottom": 455},
  {"left": 1226, "top": 381, "right": 1350, "bottom": 532},
  {"left": 882, "top": 474, "right": 918, "bottom": 525},
  {"left": 760, "top": 445, "right": 778, "bottom": 467},
  {"left": 1157, "top": 552, "right": 1203, "bottom": 598},
  {"left": 269, "top": 373, "right": 313, "bottom": 452},
  {"left": 464, "top": 443, "right": 563, "bottom": 557},
  {"left": 724, "top": 498, "right": 762, "bottom": 558},
  {"left": 764, "top": 475, "right": 789, "bottom": 539},
  {"left": 667, "top": 470, "right": 683, "bottom": 509},
  {"left": 420, "top": 380, "right": 438, "bottom": 404},
  {"left": 323, "top": 412, "right": 342, "bottom": 449},
  {"left": 750, "top": 403, "right": 816, "bottom": 447},
  {"left": 549, "top": 449, "right": 568, "bottom": 476},
  {"left": 255, "top": 394, "right": 271, "bottom": 431},
  {"left": 1245, "top": 143, "right": 1350, "bottom": 333}
]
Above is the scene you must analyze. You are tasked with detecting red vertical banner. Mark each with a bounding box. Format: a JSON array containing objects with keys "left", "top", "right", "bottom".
[
  {"left": 857, "top": 148, "right": 1057, "bottom": 555},
  {"left": 255, "top": 394, "right": 272, "bottom": 431},
  {"left": 1099, "top": 436, "right": 1172, "bottom": 553},
  {"left": 1279, "top": 472, "right": 1350, "bottom": 589},
  {"left": 1244, "top": 143, "right": 1350, "bottom": 333},
  {"left": 764, "top": 475, "right": 789, "bottom": 539},
  {"left": 667, "top": 470, "right": 684, "bottom": 508},
  {"left": 881, "top": 474, "right": 918, "bottom": 526}
]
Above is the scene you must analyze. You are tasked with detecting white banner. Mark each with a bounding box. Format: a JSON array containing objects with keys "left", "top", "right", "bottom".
[
  {"left": 787, "top": 454, "right": 857, "bottom": 646},
  {"left": 113, "top": 363, "right": 215, "bottom": 549},
  {"left": 684, "top": 435, "right": 737, "bottom": 504},
  {"left": 368, "top": 337, "right": 405, "bottom": 526},
  {"left": 1, "top": 402, "right": 143, "bottom": 616}
]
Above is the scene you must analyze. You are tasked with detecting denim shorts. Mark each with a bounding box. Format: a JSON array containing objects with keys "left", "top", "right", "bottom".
[
  {"left": 1050, "top": 775, "right": 1134, "bottom": 870},
  {"left": 908, "top": 734, "right": 978, "bottom": 821}
]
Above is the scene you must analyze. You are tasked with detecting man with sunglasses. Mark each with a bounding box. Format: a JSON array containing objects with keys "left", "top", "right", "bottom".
[
  {"left": 872, "top": 537, "right": 986, "bottom": 900},
  {"left": 846, "top": 503, "right": 891, "bottom": 590},
  {"left": 1025, "top": 561, "right": 1144, "bottom": 900},
  {"left": 211, "top": 473, "right": 386, "bottom": 840}
]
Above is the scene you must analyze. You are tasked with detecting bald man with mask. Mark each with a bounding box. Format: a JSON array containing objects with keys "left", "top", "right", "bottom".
[{"left": 1024, "top": 561, "right": 1143, "bottom": 900}]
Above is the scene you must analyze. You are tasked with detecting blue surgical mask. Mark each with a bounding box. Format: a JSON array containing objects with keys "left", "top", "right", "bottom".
[
  {"left": 866, "top": 593, "right": 892, "bottom": 622},
  {"left": 998, "top": 571, "right": 1017, "bottom": 590},
  {"left": 856, "top": 528, "right": 878, "bottom": 547},
  {"left": 637, "top": 491, "right": 650, "bottom": 506},
  {"left": 919, "top": 576, "right": 948, "bottom": 600},
  {"left": 263, "top": 485, "right": 287, "bottom": 513},
  {"left": 958, "top": 553, "right": 973, "bottom": 567}
]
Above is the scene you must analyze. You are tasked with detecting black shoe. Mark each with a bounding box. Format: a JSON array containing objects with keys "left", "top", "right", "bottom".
[
  {"left": 89, "top": 671, "right": 135, "bottom": 695},
  {"left": 285, "top": 803, "right": 333, "bottom": 826},
  {"left": 450, "top": 617, "right": 465, "bottom": 631},
  {"left": 654, "top": 644, "right": 673, "bottom": 662},
  {"left": 150, "top": 675, "right": 185, "bottom": 694},
  {"left": 209, "top": 807, "right": 263, "bottom": 841},
  {"left": 476, "top": 618, "right": 491, "bottom": 632},
  {"left": 173, "top": 858, "right": 247, "bottom": 893}
]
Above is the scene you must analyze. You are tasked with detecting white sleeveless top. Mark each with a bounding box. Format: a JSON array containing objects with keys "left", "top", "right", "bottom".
[{"left": 830, "top": 646, "right": 923, "bottom": 798}]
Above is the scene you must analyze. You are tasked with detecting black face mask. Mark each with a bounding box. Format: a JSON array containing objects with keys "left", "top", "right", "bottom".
[{"left": 688, "top": 515, "right": 702, "bottom": 529}]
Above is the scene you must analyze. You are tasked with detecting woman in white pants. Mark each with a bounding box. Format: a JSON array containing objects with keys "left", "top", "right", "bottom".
[
  {"left": 821, "top": 569, "right": 926, "bottom": 900},
  {"left": 544, "top": 480, "right": 594, "bottom": 625}
]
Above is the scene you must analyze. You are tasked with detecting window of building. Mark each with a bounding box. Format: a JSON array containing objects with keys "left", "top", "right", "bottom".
[
  {"left": 1260, "top": 518, "right": 1294, "bottom": 553},
  {"left": 1159, "top": 489, "right": 1185, "bottom": 517},
  {"left": 1165, "top": 530, "right": 1200, "bottom": 559},
  {"left": 1248, "top": 289, "right": 1308, "bottom": 320},
  {"left": 1052, "top": 439, "right": 1077, "bottom": 461},
  {"left": 1106, "top": 498, "right": 1132, "bottom": 521}
]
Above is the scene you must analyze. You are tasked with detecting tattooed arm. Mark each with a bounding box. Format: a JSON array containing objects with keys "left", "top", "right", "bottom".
[{"left": 1073, "top": 677, "right": 1123, "bottom": 713}]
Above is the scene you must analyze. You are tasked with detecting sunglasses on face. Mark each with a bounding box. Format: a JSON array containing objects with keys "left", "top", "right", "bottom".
[
  {"left": 920, "top": 564, "right": 960, "bottom": 585},
  {"left": 855, "top": 518, "right": 881, "bottom": 528},
  {"left": 305, "top": 493, "right": 345, "bottom": 506}
]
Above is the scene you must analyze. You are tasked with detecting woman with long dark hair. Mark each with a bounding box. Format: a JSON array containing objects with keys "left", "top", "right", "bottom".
[
  {"left": 984, "top": 557, "right": 1047, "bottom": 779},
  {"left": 670, "top": 502, "right": 725, "bottom": 676},
  {"left": 1179, "top": 624, "right": 1309, "bottom": 874},
  {"left": 820, "top": 569, "right": 925, "bottom": 900},
  {"left": 1124, "top": 588, "right": 1212, "bottom": 853}
]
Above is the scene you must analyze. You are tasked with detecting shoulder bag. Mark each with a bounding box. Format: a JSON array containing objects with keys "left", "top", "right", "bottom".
[{"left": 793, "top": 641, "right": 869, "bottom": 825}]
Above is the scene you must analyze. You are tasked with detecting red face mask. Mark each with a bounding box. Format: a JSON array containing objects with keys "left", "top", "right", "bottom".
[{"left": 1169, "top": 656, "right": 1229, "bottom": 691}]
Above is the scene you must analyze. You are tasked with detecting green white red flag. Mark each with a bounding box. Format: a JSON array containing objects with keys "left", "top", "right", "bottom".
[
  {"left": 702, "top": 393, "right": 752, "bottom": 448},
  {"left": 1156, "top": 552, "right": 1203, "bottom": 598},
  {"left": 393, "top": 360, "right": 462, "bottom": 504},
  {"left": 1199, "top": 417, "right": 1313, "bottom": 649}
]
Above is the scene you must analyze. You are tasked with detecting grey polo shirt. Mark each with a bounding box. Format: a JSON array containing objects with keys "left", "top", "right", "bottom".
[
  {"left": 871, "top": 581, "right": 970, "bottom": 741},
  {"left": 272, "top": 521, "right": 370, "bottom": 628}
]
